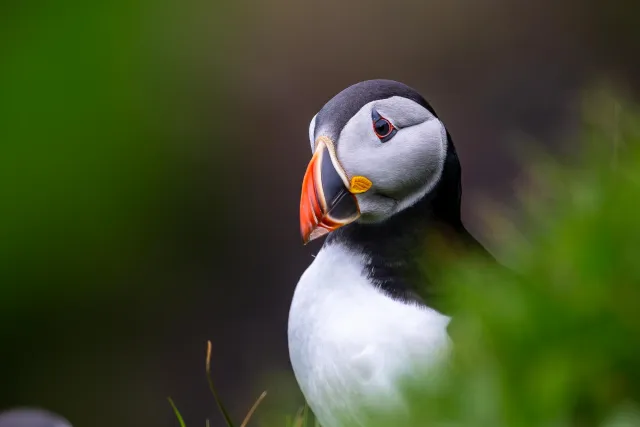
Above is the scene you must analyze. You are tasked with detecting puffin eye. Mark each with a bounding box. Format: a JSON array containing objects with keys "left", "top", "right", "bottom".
[{"left": 371, "top": 109, "right": 397, "bottom": 143}]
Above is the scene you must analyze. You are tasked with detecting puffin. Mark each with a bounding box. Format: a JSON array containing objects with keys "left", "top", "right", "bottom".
[{"left": 288, "top": 80, "right": 497, "bottom": 427}]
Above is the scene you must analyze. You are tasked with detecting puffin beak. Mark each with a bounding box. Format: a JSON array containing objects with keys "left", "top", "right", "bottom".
[{"left": 300, "top": 139, "right": 361, "bottom": 244}]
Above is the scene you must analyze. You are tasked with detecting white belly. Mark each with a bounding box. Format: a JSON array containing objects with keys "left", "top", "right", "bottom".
[{"left": 288, "top": 244, "right": 451, "bottom": 427}]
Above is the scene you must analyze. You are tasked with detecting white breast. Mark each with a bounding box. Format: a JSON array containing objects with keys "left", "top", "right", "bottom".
[{"left": 288, "top": 243, "right": 451, "bottom": 427}]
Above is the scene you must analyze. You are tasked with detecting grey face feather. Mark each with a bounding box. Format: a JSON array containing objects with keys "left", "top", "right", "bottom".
[{"left": 336, "top": 96, "right": 447, "bottom": 222}]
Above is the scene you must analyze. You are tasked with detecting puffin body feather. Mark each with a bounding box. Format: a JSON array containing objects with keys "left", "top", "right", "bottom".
[{"left": 288, "top": 243, "right": 451, "bottom": 427}]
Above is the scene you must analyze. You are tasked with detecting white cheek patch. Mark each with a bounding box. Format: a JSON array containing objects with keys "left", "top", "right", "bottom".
[{"left": 308, "top": 114, "right": 317, "bottom": 153}]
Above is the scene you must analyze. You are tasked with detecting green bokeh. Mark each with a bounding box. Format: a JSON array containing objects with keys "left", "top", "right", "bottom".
[
  {"left": 0, "top": 2, "right": 234, "bottom": 422},
  {"left": 0, "top": 0, "right": 231, "bottom": 308}
]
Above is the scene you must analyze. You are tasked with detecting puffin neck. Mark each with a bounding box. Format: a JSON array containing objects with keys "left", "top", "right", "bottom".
[{"left": 324, "top": 138, "right": 467, "bottom": 307}]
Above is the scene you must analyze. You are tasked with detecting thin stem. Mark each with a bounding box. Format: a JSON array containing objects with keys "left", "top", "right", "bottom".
[
  {"left": 168, "top": 398, "right": 187, "bottom": 427},
  {"left": 206, "top": 340, "right": 235, "bottom": 427},
  {"left": 240, "top": 391, "right": 268, "bottom": 427}
]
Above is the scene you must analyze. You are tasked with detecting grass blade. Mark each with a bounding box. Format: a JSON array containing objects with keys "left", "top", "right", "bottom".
[
  {"left": 206, "top": 340, "right": 235, "bottom": 427},
  {"left": 240, "top": 391, "right": 267, "bottom": 427},
  {"left": 168, "top": 398, "right": 187, "bottom": 427},
  {"left": 302, "top": 403, "right": 309, "bottom": 427},
  {"left": 293, "top": 407, "right": 305, "bottom": 427}
]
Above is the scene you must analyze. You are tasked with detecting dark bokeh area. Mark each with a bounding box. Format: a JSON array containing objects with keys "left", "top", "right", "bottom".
[{"left": 1, "top": 1, "right": 639, "bottom": 426}]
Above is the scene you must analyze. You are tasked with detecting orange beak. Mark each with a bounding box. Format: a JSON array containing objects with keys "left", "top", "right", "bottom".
[{"left": 300, "top": 140, "right": 360, "bottom": 244}]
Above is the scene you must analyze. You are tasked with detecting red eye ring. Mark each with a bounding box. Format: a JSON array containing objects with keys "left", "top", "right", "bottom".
[
  {"left": 371, "top": 108, "right": 398, "bottom": 143},
  {"left": 373, "top": 117, "right": 395, "bottom": 138}
]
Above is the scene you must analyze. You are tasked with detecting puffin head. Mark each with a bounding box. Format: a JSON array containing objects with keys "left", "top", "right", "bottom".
[{"left": 300, "top": 79, "right": 459, "bottom": 244}]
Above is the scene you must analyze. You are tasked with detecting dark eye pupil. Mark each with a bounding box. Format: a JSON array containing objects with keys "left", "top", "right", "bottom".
[{"left": 375, "top": 119, "right": 390, "bottom": 136}]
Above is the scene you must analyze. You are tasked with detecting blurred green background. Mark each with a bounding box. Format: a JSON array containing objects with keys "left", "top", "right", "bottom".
[{"left": 1, "top": 1, "right": 640, "bottom": 426}]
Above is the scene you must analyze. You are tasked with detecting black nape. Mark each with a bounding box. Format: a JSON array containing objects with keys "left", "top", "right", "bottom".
[{"left": 326, "top": 132, "right": 496, "bottom": 312}]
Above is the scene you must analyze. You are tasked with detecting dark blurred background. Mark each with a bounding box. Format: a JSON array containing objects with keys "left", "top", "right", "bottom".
[{"left": 1, "top": 1, "right": 639, "bottom": 426}]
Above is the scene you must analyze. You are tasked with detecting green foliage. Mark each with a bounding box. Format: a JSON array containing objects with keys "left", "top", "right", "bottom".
[{"left": 439, "top": 94, "right": 640, "bottom": 427}]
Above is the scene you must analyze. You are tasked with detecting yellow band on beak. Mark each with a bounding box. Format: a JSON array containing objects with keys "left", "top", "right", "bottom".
[{"left": 349, "top": 176, "right": 372, "bottom": 194}]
